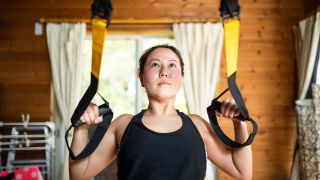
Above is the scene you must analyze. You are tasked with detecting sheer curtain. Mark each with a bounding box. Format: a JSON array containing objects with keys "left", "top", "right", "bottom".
[
  {"left": 173, "top": 22, "right": 224, "bottom": 180},
  {"left": 296, "top": 12, "right": 320, "bottom": 99},
  {"left": 46, "top": 23, "right": 86, "bottom": 180},
  {"left": 291, "top": 11, "right": 320, "bottom": 180}
]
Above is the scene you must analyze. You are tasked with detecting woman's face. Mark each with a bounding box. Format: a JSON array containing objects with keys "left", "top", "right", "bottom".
[{"left": 140, "top": 48, "right": 183, "bottom": 101}]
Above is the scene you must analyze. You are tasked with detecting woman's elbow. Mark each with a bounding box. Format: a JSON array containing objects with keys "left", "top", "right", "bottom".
[{"left": 236, "top": 171, "right": 252, "bottom": 180}]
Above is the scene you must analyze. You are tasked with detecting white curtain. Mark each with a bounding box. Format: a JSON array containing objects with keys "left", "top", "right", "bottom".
[
  {"left": 46, "top": 23, "right": 86, "bottom": 180},
  {"left": 291, "top": 11, "right": 320, "bottom": 180},
  {"left": 296, "top": 12, "right": 320, "bottom": 100},
  {"left": 173, "top": 22, "right": 224, "bottom": 180}
]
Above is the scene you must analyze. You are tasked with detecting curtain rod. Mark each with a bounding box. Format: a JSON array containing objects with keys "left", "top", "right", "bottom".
[{"left": 39, "top": 18, "right": 221, "bottom": 24}]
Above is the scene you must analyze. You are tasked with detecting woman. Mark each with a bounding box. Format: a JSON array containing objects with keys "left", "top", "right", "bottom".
[{"left": 69, "top": 45, "right": 252, "bottom": 180}]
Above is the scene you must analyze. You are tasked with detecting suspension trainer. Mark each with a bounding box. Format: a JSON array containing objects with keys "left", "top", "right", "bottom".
[
  {"left": 65, "top": 0, "right": 114, "bottom": 160},
  {"left": 207, "top": 0, "right": 258, "bottom": 148}
]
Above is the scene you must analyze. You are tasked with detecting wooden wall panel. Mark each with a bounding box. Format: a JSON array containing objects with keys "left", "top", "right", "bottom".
[
  {"left": 0, "top": 0, "right": 313, "bottom": 179},
  {"left": 0, "top": 5, "right": 51, "bottom": 121}
]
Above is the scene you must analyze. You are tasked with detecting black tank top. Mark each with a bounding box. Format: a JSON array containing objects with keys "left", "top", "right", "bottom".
[{"left": 117, "top": 110, "right": 206, "bottom": 180}]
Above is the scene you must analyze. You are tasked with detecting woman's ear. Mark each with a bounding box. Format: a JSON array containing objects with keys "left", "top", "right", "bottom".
[{"left": 139, "top": 73, "right": 144, "bottom": 87}]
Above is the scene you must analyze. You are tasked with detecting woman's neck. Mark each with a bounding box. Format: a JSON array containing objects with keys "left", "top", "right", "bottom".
[{"left": 146, "top": 98, "right": 176, "bottom": 116}]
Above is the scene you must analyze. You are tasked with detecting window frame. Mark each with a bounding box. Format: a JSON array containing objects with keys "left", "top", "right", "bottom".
[{"left": 83, "top": 34, "right": 184, "bottom": 115}]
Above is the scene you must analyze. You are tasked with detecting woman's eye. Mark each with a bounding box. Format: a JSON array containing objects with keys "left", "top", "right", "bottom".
[
  {"left": 152, "top": 63, "right": 159, "bottom": 67},
  {"left": 169, "top": 63, "right": 176, "bottom": 68}
]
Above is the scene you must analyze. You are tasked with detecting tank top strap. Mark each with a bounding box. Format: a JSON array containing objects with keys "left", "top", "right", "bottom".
[
  {"left": 176, "top": 110, "right": 205, "bottom": 145},
  {"left": 131, "top": 109, "right": 146, "bottom": 126},
  {"left": 176, "top": 110, "right": 190, "bottom": 125},
  {"left": 119, "top": 110, "right": 146, "bottom": 147}
]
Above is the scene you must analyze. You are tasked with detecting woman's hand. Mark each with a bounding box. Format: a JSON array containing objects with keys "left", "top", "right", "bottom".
[
  {"left": 80, "top": 103, "right": 103, "bottom": 126},
  {"left": 216, "top": 98, "right": 241, "bottom": 121},
  {"left": 216, "top": 98, "right": 248, "bottom": 143}
]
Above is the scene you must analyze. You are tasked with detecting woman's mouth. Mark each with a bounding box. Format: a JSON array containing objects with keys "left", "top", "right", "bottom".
[{"left": 158, "top": 82, "right": 171, "bottom": 85}]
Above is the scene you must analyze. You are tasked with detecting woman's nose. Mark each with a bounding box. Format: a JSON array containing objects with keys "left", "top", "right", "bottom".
[{"left": 160, "top": 67, "right": 168, "bottom": 77}]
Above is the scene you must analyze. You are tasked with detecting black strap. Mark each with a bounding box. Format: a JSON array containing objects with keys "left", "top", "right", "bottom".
[
  {"left": 207, "top": 104, "right": 258, "bottom": 148},
  {"left": 65, "top": 0, "right": 113, "bottom": 160},
  {"left": 206, "top": 0, "right": 258, "bottom": 148},
  {"left": 207, "top": 72, "right": 258, "bottom": 148},
  {"left": 65, "top": 73, "right": 113, "bottom": 160},
  {"left": 219, "top": 0, "right": 240, "bottom": 19},
  {"left": 91, "top": 0, "right": 113, "bottom": 28}
]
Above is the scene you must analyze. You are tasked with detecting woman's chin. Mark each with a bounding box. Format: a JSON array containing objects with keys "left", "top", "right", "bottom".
[{"left": 153, "top": 92, "right": 176, "bottom": 101}]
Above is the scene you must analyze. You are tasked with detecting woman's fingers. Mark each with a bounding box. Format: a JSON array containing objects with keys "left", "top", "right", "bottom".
[
  {"left": 92, "top": 105, "right": 103, "bottom": 123},
  {"left": 229, "top": 104, "right": 238, "bottom": 119},
  {"left": 87, "top": 106, "right": 96, "bottom": 123},
  {"left": 81, "top": 111, "right": 91, "bottom": 124},
  {"left": 79, "top": 103, "right": 103, "bottom": 125},
  {"left": 234, "top": 107, "right": 241, "bottom": 116},
  {"left": 220, "top": 98, "right": 240, "bottom": 119},
  {"left": 221, "top": 98, "right": 231, "bottom": 116}
]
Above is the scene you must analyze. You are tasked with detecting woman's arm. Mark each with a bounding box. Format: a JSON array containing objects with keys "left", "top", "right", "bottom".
[
  {"left": 190, "top": 98, "right": 252, "bottom": 180},
  {"left": 69, "top": 104, "right": 129, "bottom": 180},
  {"left": 230, "top": 120, "right": 252, "bottom": 179},
  {"left": 219, "top": 98, "right": 252, "bottom": 179}
]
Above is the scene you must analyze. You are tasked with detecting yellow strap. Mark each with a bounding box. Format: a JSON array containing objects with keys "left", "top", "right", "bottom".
[
  {"left": 91, "top": 19, "right": 108, "bottom": 79},
  {"left": 224, "top": 19, "right": 240, "bottom": 77}
]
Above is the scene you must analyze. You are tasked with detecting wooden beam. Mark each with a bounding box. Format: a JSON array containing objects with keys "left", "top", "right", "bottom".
[{"left": 39, "top": 17, "right": 220, "bottom": 24}]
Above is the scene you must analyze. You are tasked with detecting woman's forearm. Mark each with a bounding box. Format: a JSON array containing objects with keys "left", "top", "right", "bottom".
[
  {"left": 69, "top": 126, "right": 91, "bottom": 180},
  {"left": 232, "top": 121, "right": 253, "bottom": 180},
  {"left": 233, "top": 121, "right": 248, "bottom": 143}
]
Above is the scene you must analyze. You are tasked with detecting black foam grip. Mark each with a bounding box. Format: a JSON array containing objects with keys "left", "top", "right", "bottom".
[{"left": 73, "top": 105, "right": 111, "bottom": 128}]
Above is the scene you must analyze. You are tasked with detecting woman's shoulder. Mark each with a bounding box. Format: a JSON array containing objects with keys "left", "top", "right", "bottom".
[
  {"left": 112, "top": 113, "right": 134, "bottom": 128},
  {"left": 187, "top": 114, "right": 213, "bottom": 138},
  {"left": 188, "top": 114, "right": 207, "bottom": 126},
  {"left": 116, "top": 113, "right": 134, "bottom": 120}
]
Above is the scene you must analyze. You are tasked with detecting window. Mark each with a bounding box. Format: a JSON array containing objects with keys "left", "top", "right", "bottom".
[{"left": 82, "top": 35, "right": 188, "bottom": 118}]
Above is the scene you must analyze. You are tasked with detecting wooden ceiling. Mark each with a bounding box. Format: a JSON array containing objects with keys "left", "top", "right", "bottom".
[{"left": 0, "top": 0, "right": 307, "bottom": 21}]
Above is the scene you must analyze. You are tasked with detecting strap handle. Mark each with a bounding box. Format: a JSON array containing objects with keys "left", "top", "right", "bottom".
[
  {"left": 207, "top": 103, "right": 258, "bottom": 148},
  {"left": 65, "top": 93, "right": 113, "bottom": 160},
  {"left": 206, "top": 72, "right": 258, "bottom": 148}
]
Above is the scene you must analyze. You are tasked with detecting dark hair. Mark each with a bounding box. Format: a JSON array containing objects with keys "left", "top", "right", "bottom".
[{"left": 138, "top": 44, "right": 184, "bottom": 76}]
